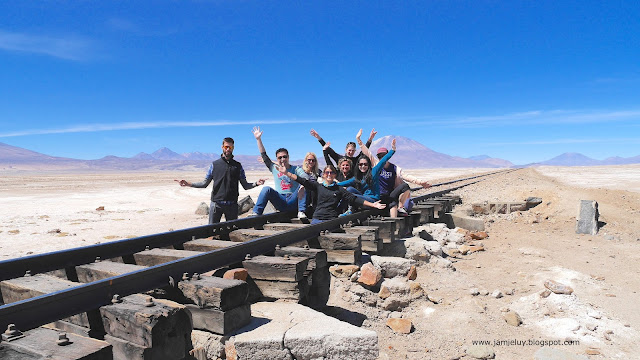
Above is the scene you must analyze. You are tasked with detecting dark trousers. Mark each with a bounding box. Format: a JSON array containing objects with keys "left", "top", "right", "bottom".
[
  {"left": 209, "top": 201, "right": 239, "bottom": 224},
  {"left": 380, "top": 182, "right": 411, "bottom": 208}
]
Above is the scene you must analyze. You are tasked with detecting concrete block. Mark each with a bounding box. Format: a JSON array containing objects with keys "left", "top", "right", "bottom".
[
  {"left": 576, "top": 200, "right": 599, "bottom": 235},
  {"left": 363, "top": 219, "right": 396, "bottom": 242},
  {"left": 445, "top": 213, "right": 485, "bottom": 231},
  {"left": 325, "top": 249, "right": 362, "bottom": 264},
  {"left": 228, "top": 302, "right": 378, "bottom": 360},
  {"left": 274, "top": 246, "right": 328, "bottom": 270}
]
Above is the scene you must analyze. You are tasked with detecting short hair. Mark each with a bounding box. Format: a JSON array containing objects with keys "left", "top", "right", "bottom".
[
  {"left": 222, "top": 137, "right": 234, "bottom": 145},
  {"left": 345, "top": 142, "right": 356, "bottom": 150},
  {"left": 275, "top": 148, "right": 289, "bottom": 156}
]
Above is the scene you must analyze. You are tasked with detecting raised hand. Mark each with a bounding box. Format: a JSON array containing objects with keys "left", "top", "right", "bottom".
[
  {"left": 276, "top": 164, "right": 287, "bottom": 174},
  {"left": 368, "top": 128, "right": 377, "bottom": 141},
  {"left": 391, "top": 138, "right": 397, "bottom": 151},
  {"left": 310, "top": 129, "right": 321, "bottom": 139},
  {"left": 252, "top": 126, "right": 263, "bottom": 140},
  {"left": 356, "top": 129, "right": 363, "bottom": 140},
  {"left": 323, "top": 141, "right": 331, "bottom": 151}
]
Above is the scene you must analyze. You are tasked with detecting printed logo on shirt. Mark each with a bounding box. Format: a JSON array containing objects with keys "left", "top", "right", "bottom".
[{"left": 380, "top": 169, "right": 393, "bottom": 179}]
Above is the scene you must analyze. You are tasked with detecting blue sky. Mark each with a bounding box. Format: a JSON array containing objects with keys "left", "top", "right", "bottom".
[{"left": 1, "top": 1, "right": 638, "bottom": 165}]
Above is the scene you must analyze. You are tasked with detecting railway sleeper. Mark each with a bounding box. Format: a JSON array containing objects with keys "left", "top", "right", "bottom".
[
  {"left": 0, "top": 275, "right": 192, "bottom": 360},
  {"left": 74, "top": 260, "right": 252, "bottom": 336},
  {"left": 0, "top": 325, "right": 112, "bottom": 360}
]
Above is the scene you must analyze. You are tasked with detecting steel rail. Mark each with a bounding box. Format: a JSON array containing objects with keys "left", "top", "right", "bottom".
[
  {"left": 0, "top": 211, "right": 294, "bottom": 282},
  {"left": 0, "top": 169, "right": 513, "bottom": 332},
  {"left": 0, "top": 211, "right": 370, "bottom": 332}
]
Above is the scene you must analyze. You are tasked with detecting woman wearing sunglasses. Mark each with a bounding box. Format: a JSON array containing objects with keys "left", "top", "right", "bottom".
[
  {"left": 277, "top": 164, "right": 386, "bottom": 224},
  {"left": 337, "top": 138, "right": 396, "bottom": 214},
  {"left": 296, "top": 152, "right": 321, "bottom": 219}
]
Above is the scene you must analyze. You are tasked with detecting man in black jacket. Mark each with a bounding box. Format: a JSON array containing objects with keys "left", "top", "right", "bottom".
[{"left": 176, "top": 137, "right": 266, "bottom": 224}]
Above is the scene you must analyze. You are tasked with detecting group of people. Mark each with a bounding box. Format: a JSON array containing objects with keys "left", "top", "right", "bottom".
[{"left": 177, "top": 128, "right": 431, "bottom": 225}]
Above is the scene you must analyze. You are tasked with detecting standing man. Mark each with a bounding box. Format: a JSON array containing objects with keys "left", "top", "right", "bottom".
[
  {"left": 176, "top": 137, "right": 266, "bottom": 224},
  {"left": 248, "top": 126, "right": 307, "bottom": 217}
]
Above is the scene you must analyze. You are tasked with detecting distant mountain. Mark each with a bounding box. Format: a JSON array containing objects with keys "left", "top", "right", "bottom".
[
  {"left": 2, "top": 141, "right": 638, "bottom": 172},
  {"left": 370, "top": 136, "right": 513, "bottom": 168},
  {"left": 151, "top": 147, "right": 185, "bottom": 160}
]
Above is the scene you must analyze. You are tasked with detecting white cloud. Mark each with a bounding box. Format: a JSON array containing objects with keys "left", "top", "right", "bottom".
[
  {"left": 0, "top": 30, "right": 92, "bottom": 61},
  {"left": 0, "top": 119, "right": 342, "bottom": 138},
  {"left": 404, "top": 109, "right": 640, "bottom": 128},
  {"left": 485, "top": 137, "right": 640, "bottom": 146}
]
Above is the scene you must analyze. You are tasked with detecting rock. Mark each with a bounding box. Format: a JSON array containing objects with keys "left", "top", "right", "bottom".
[
  {"left": 470, "top": 288, "right": 480, "bottom": 296},
  {"left": 350, "top": 272, "right": 359, "bottom": 282},
  {"left": 96, "top": 206, "right": 105, "bottom": 211},
  {"left": 380, "top": 295, "right": 410, "bottom": 311},
  {"left": 195, "top": 202, "right": 209, "bottom": 215},
  {"left": 587, "top": 310, "right": 602, "bottom": 319},
  {"left": 479, "top": 289, "right": 489, "bottom": 296},
  {"left": 407, "top": 265, "right": 417, "bottom": 280},
  {"left": 417, "top": 230, "right": 435, "bottom": 241},
  {"left": 403, "top": 237, "right": 438, "bottom": 260},
  {"left": 378, "top": 286, "right": 391, "bottom": 299},
  {"left": 469, "top": 231, "right": 488, "bottom": 240},
  {"left": 503, "top": 311, "right": 522, "bottom": 326},
  {"left": 223, "top": 268, "right": 248, "bottom": 281},
  {"left": 237, "top": 195, "right": 254, "bottom": 215},
  {"left": 329, "top": 264, "right": 360, "bottom": 278},
  {"left": 544, "top": 279, "right": 574, "bottom": 295},
  {"left": 358, "top": 263, "right": 383, "bottom": 287},
  {"left": 585, "top": 348, "right": 601, "bottom": 355},
  {"left": 191, "top": 329, "right": 225, "bottom": 360},
  {"left": 540, "top": 289, "right": 552, "bottom": 298},
  {"left": 466, "top": 345, "right": 495, "bottom": 359},
  {"left": 575, "top": 200, "right": 599, "bottom": 235},
  {"left": 534, "top": 347, "right": 588, "bottom": 360},
  {"left": 370, "top": 256, "right": 413, "bottom": 278},
  {"left": 459, "top": 244, "right": 485, "bottom": 255},
  {"left": 491, "top": 290, "right": 503, "bottom": 299},
  {"left": 386, "top": 318, "right": 412, "bottom": 334}
]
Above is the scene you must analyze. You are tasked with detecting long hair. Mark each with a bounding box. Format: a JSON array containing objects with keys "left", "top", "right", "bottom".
[
  {"left": 303, "top": 152, "right": 319, "bottom": 176},
  {"left": 354, "top": 155, "right": 373, "bottom": 192}
]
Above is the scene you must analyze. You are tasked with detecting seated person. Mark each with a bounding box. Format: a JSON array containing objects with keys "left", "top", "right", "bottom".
[
  {"left": 277, "top": 164, "right": 386, "bottom": 224},
  {"left": 249, "top": 126, "right": 307, "bottom": 216}
]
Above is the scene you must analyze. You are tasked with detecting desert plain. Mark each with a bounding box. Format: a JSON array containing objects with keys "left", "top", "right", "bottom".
[{"left": 1, "top": 165, "right": 640, "bottom": 359}]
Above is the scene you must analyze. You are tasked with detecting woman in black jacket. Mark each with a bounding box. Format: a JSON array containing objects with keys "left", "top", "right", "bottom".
[{"left": 277, "top": 164, "right": 386, "bottom": 224}]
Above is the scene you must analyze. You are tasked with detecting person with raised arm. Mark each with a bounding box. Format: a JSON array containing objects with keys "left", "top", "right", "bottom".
[
  {"left": 276, "top": 163, "right": 386, "bottom": 224},
  {"left": 310, "top": 128, "right": 377, "bottom": 177},
  {"left": 337, "top": 137, "right": 396, "bottom": 215},
  {"left": 176, "top": 137, "right": 266, "bottom": 224},
  {"left": 247, "top": 126, "right": 308, "bottom": 217}
]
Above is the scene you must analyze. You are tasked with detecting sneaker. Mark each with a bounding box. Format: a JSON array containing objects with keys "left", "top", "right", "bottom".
[
  {"left": 397, "top": 207, "right": 409, "bottom": 216},
  {"left": 297, "top": 211, "right": 307, "bottom": 219},
  {"left": 339, "top": 209, "right": 353, "bottom": 217},
  {"left": 247, "top": 211, "right": 259, "bottom": 217}
]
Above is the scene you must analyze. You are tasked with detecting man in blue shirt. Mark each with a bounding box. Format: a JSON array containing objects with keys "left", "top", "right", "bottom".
[{"left": 248, "top": 126, "right": 307, "bottom": 217}]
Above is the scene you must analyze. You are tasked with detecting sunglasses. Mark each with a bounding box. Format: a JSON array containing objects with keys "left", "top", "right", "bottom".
[
  {"left": 277, "top": 155, "right": 289, "bottom": 160},
  {"left": 358, "top": 163, "right": 369, "bottom": 167},
  {"left": 324, "top": 170, "right": 336, "bottom": 175},
  {"left": 223, "top": 145, "right": 233, "bottom": 150},
  {"left": 306, "top": 158, "right": 316, "bottom": 162}
]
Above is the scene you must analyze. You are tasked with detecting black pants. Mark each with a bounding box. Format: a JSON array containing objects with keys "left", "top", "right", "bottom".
[
  {"left": 209, "top": 201, "right": 239, "bottom": 224},
  {"left": 380, "top": 182, "right": 410, "bottom": 208}
]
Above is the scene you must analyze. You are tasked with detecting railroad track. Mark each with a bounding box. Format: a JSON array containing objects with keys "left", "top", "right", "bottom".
[{"left": 0, "top": 168, "right": 515, "bottom": 359}]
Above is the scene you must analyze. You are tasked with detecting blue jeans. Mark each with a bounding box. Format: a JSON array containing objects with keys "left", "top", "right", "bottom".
[
  {"left": 253, "top": 187, "right": 298, "bottom": 215},
  {"left": 346, "top": 187, "right": 376, "bottom": 203},
  {"left": 298, "top": 188, "right": 308, "bottom": 212}
]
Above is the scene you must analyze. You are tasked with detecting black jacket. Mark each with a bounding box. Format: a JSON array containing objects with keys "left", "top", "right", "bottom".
[
  {"left": 191, "top": 155, "right": 254, "bottom": 202},
  {"left": 296, "top": 177, "right": 365, "bottom": 220}
]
